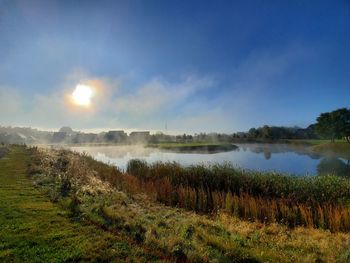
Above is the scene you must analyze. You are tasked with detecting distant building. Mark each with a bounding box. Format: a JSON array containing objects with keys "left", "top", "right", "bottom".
[
  {"left": 129, "top": 131, "right": 150, "bottom": 143},
  {"left": 105, "top": 130, "right": 127, "bottom": 143}
]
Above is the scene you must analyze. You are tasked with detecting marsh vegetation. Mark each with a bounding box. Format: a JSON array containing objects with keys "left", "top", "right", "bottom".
[
  {"left": 6, "top": 145, "right": 345, "bottom": 262},
  {"left": 126, "top": 159, "right": 350, "bottom": 232}
]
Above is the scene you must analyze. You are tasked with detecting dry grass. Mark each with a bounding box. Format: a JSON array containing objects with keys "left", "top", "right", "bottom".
[{"left": 125, "top": 159, "right": 350, "bottom": 232}]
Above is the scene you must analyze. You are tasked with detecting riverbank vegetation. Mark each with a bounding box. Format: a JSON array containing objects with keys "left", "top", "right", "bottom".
[
  {"left": 12, "top": 145, "right": 349, "bottom": 261},
  {"left": 126, "top": 159, "right": 350, "bottom": 232}
]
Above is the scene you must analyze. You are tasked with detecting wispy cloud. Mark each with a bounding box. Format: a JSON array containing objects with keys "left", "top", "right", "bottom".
[{"left": 114, "top": 76, "right": 213, "bottom": 116}]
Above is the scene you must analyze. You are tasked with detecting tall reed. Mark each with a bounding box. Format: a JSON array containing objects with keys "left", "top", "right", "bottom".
[{"left": 126, "top": 159, "right": 350, "bottom": 232}]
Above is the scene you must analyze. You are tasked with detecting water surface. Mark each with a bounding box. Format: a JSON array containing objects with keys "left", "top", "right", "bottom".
[{"left": 69, "top": 144, "right": 350, "bottom": 177}]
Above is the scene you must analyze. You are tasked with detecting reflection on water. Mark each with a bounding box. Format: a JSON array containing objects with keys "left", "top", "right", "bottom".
[{"left": 69, "top": 144, "right": 350, "bottom": 177}]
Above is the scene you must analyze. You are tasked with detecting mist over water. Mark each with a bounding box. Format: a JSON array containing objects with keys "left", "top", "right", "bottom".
[{"left": 69, "top": 144, "right": 350, "bottom": 177}]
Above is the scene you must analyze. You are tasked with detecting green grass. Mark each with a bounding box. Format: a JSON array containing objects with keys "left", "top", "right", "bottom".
[{"left": 0, "top": 146, "right": 165, "bottom": 262}]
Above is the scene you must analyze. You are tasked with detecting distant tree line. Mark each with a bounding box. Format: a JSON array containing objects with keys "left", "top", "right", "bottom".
[
  {"left": 1, "top": 108, "right": 349, "bottom": 144},
  {"left": 243, "top": 125, "right": 317, "bottom": 140},
  {"left": 149, "top": 108, "right": 350, "bottom": 143}
]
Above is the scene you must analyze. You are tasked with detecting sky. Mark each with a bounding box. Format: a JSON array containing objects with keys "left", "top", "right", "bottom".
[{"left": 0, "top": 0, "right": 349, "bottom": 134}]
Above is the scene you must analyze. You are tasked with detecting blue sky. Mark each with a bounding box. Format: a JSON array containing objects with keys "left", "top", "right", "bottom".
[{"left": 0, "top": 0, "right": 349, "bottom": 133}]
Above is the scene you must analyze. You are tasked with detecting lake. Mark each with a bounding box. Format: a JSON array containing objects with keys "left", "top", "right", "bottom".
[{"left": 69, "top": 144, "right": 350, "bottom": 177}]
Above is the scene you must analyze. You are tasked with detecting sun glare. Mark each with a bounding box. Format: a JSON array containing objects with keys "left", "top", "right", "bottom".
[{"left": 72, "top": 84, "right": 94, "bottom": 106}]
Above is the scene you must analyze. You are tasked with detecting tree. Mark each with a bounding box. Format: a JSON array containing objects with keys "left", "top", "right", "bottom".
[
  {"left": 260, "top": 125, "right": 272, "bottom": 139},
  {"left": 315, "top": 108, "right": 350, "bottom": 142},
  {"left": 248, "top": 128, "right": 258, "bottom": 138}
]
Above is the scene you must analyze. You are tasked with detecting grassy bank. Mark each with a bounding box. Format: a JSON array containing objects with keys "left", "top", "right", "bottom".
[
  {"left": 286, "top": 140, "right": 350, "bottom": 159},
  {"left": 311, "top": 142, "right": 350, "bottom": 159},
  {"left": 148, "top": 142, "right": 238, "bottom": 153},
  {"left": 0, "top": 146, "right": 168, "bottom": 262},
  {"left": 22, "top": 146, "right": 350, "bottom": 261}
]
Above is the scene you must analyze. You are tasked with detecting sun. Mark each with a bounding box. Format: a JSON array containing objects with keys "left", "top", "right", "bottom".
[{"left": 72, "top": 84, "right": 94, "bottom": 106}]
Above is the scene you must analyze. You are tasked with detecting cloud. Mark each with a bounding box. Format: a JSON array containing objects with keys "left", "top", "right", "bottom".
[{"left": 113, "top": 76, "right": 213, "bottom": 116}]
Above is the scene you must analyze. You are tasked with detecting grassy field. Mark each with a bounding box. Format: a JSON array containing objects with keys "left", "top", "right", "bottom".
[
  {"left": 15, "top": 145, "right": 350, "bottom": 262},
  {"left": 0, "top": 146, "right": 167, "bottom": 262}
]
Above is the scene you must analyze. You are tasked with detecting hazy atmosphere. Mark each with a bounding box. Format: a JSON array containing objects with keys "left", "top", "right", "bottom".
[
  {"left": 1, "top": 0, "right": 349, "bottom": 133},
  {"left": 1, "top": 1, "right": 350, "bottom": 262}
]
